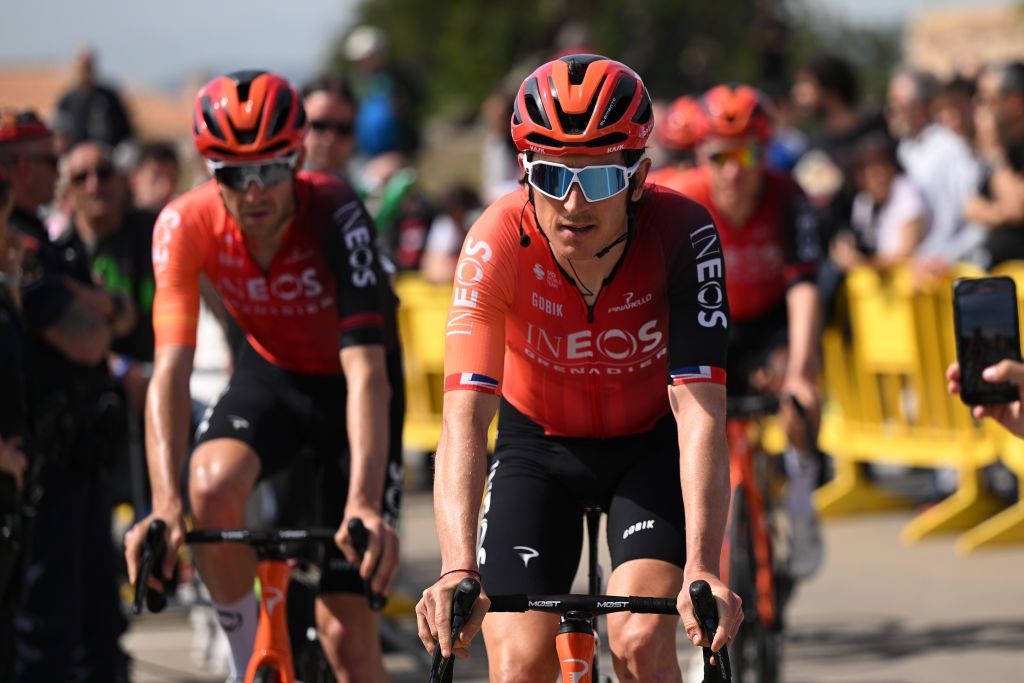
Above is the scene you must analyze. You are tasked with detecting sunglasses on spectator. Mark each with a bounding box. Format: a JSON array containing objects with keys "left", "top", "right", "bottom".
[
  {"left": 69, "top": 163, "right": 116, "bottom": 186},
  {"left": 206, "top": 152, "right": 299, "bottom": 192},
  {"left": 522, "top": 156, "right": 644, "bottom": 203},
  {"left": 310, "top": 120, "right": 355, "bottom": 137},
  {"left": 705, "top": 143, "right": 762, "bottom": 169}
]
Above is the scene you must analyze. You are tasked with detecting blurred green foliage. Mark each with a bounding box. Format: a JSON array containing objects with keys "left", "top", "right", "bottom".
[{"left": 330, "top": 0, "right": 900, "bottom": 121}]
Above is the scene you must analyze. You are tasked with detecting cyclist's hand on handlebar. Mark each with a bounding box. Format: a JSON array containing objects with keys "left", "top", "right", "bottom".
[
  {"left": 124, "top": 510, "right": 185, "bottom": 589},
  {"left": 336, "top": 508, "right": 399, "bottom": 594},
  {"left": 416, "top": 570, "right": 490, "bottom": 660},
  {"left": 679, "top": 570, "right": 742, "bottom": 654}
]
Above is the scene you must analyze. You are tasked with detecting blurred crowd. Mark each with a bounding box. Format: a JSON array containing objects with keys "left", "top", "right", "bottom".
[{"left": 2, "top": 20, "right": 1024, "bottom": 681}]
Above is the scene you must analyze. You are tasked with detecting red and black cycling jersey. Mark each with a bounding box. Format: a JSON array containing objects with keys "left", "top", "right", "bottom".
[
  {"left": 649, "top": 166, "right": 820, "bottom": 322},
  {"left": 153, "top": 171, "right": 393, "bottom": 375},
  {"left": 443, "top": 184, "right": 729, "bottom": 438}
]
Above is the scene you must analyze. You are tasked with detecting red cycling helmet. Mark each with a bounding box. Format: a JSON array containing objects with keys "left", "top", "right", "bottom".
[
  {"left": 192, "top": 70, "right": 307, "bottom": 163},
  {"left": 700, "top": 85, "right": 775, "bottom": 142},
  {"left": 0, "top": 109, "right": 51, "bottom": 144},
  {"left": 657, "top": 96, "right": 707, "bottom": 152},
  {"left": 511, "top": 54, "right": 653, "bottom": 156}
]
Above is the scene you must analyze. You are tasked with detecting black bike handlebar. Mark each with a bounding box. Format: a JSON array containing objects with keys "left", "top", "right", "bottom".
[
  {"left": 347, "top": 518, "right": 387, "bottom": 611},
  {"left": 184, "top": 527, "right": 337, "bottom": 546},
  {"left": 131, "top": 519, "right": 169, "bottom": 615},
  {"left": 487, "top": 593, "right": 678, "bottom": 615},
  {"left": 428, "top": 577, "right": 480, "bottom": 683},
  {"left": 690, "top": 580, "right": 732, "bottom": 682}
]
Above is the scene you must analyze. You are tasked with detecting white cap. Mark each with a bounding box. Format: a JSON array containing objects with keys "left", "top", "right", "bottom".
[{"left": 344, "top": 26, "right": 388, "bottom": 62}]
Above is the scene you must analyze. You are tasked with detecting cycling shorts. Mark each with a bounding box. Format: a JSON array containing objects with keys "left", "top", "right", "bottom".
[
  {"left": 726, "top": 303, "right": 788, "bottom": 396},
  {"left": 477, "top": 400, "right": 685, "bottom": 596},
  {"left": 195, "top": 340, "right": 404, "bottom": 595}
]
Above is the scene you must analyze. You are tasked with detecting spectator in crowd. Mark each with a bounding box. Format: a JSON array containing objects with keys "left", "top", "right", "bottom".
[
  {"left": 885, "top": 68, "right": 983, "bottom": 266},
  {"left": 0, "top": 165, "right": 29, "bottom": 672},
  {"left": 127, "top": 141, "right": 181, "bottom": 212},
  {"left": 301, "top": 75, "right": 358, "bottom": 180},
  {"left": 53, "top": 47, "right": 134, "bottom": 152},
  {"left": 479, "top": 83, "right": 521, "bottom": 205},
  {"left": 61, "top": 141, "right": 157, "bottom": 507},
  {"left": 831, "top": 133, "right": 931, "bottom": 272},
  {"left": 933, "top": 76, "right": 976, "bottom": 143},
  {"left": 948, "top": 359, "right": 1024, "bottom": 437},
  {"left": 764, "top": 83, "right": 809, "bottom": 173},
  {"left": 345, "top": 25, "right": 421, "bottom": 157},
  {"left": 420, "top": 183, "right": 481, "bottom": 284},
  {"left": 964, "top": 61, "right": 1024, "bottom": 267},
  {"left": 358, "top": 150, "right": 434, "bottom": 270},
  {"left": 1, "top": 110, "right": 134, "bottom": 682},
  {"left": 791, "top": 53, "right": 886, "bottom": 216}
]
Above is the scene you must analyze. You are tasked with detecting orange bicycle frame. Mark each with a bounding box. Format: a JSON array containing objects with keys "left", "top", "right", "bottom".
[
  {"left": 555, "top": 619, "right": 596, "bottom": 683},
  {"left": 722, "top": 417, "right": 776, "bottom": 627},
  {"left": 244, "top": 558, "right": 296, "bottom": 683}
]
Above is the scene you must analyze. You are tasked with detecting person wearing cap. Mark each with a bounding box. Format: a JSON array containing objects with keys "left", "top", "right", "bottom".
[{"left": 1, "top": 109, "right": 134, "bottom": 682}]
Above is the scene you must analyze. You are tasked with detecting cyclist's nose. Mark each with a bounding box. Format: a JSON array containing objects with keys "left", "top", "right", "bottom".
[{"left": 563, "top": 180, "right": 589, "bottom": 210}]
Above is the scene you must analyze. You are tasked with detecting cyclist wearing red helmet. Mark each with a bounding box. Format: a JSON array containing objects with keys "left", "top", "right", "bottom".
[
  {"left": 416, "top": 55, "right": 742, "bottom": 680},
  {"left": 651, "top": 94, "right": 708, "bottom": 172},
  {"left": 123, "top": 70, "right": 401, "bottom": 682},
  {"left": 654, "top": 84, "right": 825, "bottom": 579}
]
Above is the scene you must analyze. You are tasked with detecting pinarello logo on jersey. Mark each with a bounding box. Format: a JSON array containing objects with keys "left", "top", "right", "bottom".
[
  {"left": 607, "top": 290, "right": 652, "bottom": 313},
  {"left": 523, "top": 320, "right": 666, "bottom": 374},
  {"left": 447, "top": 237, "right": 493, "bottom": 337}
]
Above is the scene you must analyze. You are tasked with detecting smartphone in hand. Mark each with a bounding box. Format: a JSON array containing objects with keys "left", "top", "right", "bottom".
[{"left": 953, "top": 276, "right": 1022, "bottom": 405}]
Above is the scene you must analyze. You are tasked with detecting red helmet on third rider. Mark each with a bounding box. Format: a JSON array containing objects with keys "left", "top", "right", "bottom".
[
  {"left": 657, "top": 95, "right": 707, "bottom": 152},
  {"left": 700, "top": 84, "right": 775, "bottom": 142},
  {"left": 192, "top": 70, "right": 307, "bottom": 164}
]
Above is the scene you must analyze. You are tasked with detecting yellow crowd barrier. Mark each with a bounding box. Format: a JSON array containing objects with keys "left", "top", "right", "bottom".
[
  {"left": 393, "top": 274, "right": 496, "bottom": 453},
  {"left": 816, "top": 262, "right": 1024, "bottom": 552}
]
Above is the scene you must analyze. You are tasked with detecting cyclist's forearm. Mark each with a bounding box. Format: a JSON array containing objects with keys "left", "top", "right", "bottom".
[
  {"left": 785, "top": 282, "right": 820, "bottom": 379},
  {"left": 434, "top": 394, "right": 496, "bottom": 570},
  {"left": 344, "top": 362, "right": 390, "bottom": 511},
  {"left": 145, "top": 352, "right": 193, "bottom": 515},
  {"left": 672, "top": 388, "right": 729, "bottom": 575}
]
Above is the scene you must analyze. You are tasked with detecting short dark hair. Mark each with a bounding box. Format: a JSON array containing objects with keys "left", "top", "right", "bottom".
[
  {"left": 852, "top": 131, "right": 901, "bottom": 171},
  {"left": 136, "top": 141, "right": 179, "bottom": 168},
  {"left": 300, "top": 74, "right": 356, "bottom": 105},
  {"left": 994, "top": 61, "right": 1024, "bottom": 97},
  {"left": 938, "top": 75, "right": 976, "bottom": 102},
  {"left": 806, "top": 54, "right": 860, "bottom": 107}
]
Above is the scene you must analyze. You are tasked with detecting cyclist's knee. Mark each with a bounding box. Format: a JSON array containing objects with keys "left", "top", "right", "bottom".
[
  {"left": 489, "top": 658, "right": 560, "bottom": 683},
  {"left": 188, "top": 441, "right": 259, "bottom": 519},
  {"left": 610, "top": 616, "right": 679, "bottom": 682}
]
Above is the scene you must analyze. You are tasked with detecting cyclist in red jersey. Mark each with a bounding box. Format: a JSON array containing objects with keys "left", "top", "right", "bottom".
[
  {"left": 122, "top": 71, "right": 398, "bottom": 682},
  {"left": 655, "top": 94, "right": 707, "bottom": 172},
  {"left": 650, "top": 84, "right": 825, "bottom": 579},
  {"left": 415, "top": 55, "right": 742, "bottom": 681}
]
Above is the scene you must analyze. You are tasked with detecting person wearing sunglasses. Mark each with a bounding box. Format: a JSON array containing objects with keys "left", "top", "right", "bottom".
[
  {"left": 416, "top": 54, "right": 743, "bottom": 681},
  {"left": 122, "top": 70, "right": 403, "bottom": 683},
  {"left": 654, "top": 84, "right": 826, "bottom": 581},
  {"left": 301, "top": 75, "right": 358, "bottom": 180}
]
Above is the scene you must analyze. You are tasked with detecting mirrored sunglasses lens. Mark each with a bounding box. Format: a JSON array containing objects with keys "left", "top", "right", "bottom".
[
  {"left": 577, "top": 167, "right": 626, "bottom": 201},
  {"left": 215, "top": 162, "right": 292, "bottom": 191},
  {"left": 529, "top": 163, "right": 574, "bottom": 199}
]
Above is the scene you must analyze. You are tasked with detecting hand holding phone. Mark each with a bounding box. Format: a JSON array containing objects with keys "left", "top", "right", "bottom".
[{"left": 952, "top": 276, "right": 1022, "bottom": 406}]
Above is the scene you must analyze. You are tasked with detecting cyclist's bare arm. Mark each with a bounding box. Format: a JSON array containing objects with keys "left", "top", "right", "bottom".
[
  {"left": 124, "top": 344, "right": 194, "bottom": 585},
  {"left": 418, "top": 389, "right": 496, "bottom": 658},
  {"left": 784, "top": 281, "right": 820, "bottom": 382},
  {"left": 337, "top": 343, "right": 396, "bottom": 592},
  {"left": 669, "top": 381, "right": 740, "bottom": 651}
]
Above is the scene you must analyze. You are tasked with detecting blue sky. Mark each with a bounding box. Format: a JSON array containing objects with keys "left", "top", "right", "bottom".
[{"left": 0, "top": 0, "right": 1015, "bottom": 91}]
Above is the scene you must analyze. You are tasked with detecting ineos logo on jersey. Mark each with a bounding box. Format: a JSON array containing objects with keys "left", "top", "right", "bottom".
[
  {"left": 526, "top": 320, "right": 662, "bottom": 362},
  {"left": 689, "top": 222, "right": 728, "bottom": 329},
  {"left": 220, "top": 267, "right": 324, "bottom": 303},
  {"left": 477, "top": 459, "right": 500, "bottom": 566},
  {"left": 447, "top": 237, "right": 493, "bottom": 337},
  {"left": 334, "top": 201, "right": 378, "bottom": 288},
  {"left": 152, "top": 208, "right": 181, "bottom": 273}
]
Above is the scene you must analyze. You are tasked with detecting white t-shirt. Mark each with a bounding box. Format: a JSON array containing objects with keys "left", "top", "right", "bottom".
[{"left": 851, "top": 174, "right": 931, "bottom": 257}]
